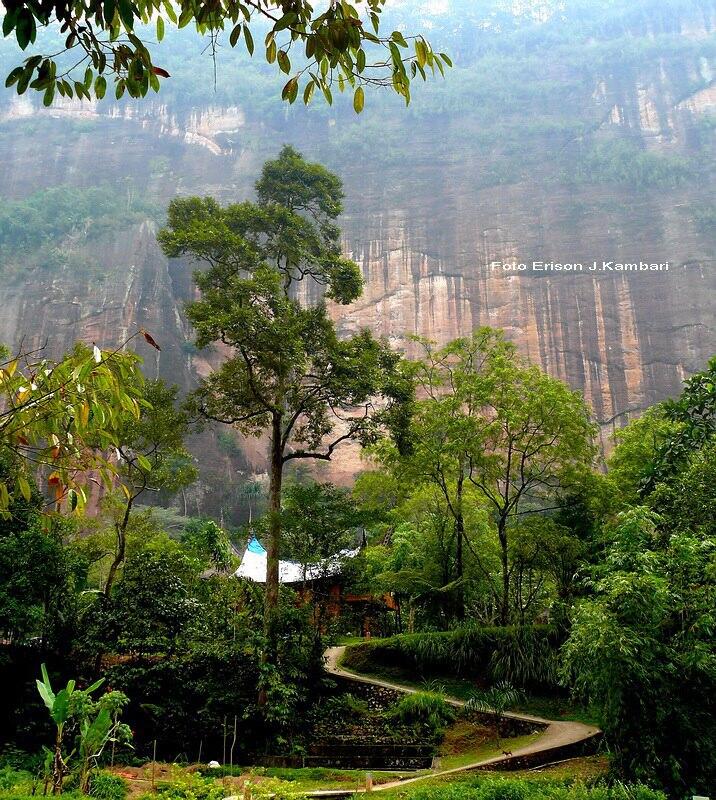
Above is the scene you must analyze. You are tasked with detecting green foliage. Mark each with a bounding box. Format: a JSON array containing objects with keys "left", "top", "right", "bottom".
[
  {"left": 159, "top": 147, "right": 405, "bottom": 644},
  {"left": 488, "top": 627, "right": 559, "bottom": 688},
  {"left": 1, "top": 0, "right": 448, "bottom": 107},
  {"left": 0, "top": 184, "right": 157, "bottom": 259},
  {"left": 99, "top": 548, "right": 199, "bottom": 656},
  {"left": 89, "top": 772, "right": 128, "bottom": 800},
  {"left": 0, "top": 337, "right": 153, "bottom": 517},
  {"left": 0, "top": 766, "right": 32, "bottom": 792},
  {"left": 385, "top": 776, "right": 666, "bottom": 800},
  {"left": 388, "top": 691, "right": 455, "bottom": 738},
  {"left": 654, "top": 356, "right": 716, "bottom": 484},
  {"left": 278, "top": 481, "right": 362, "bottom": 567},
  {"left": 181, "top": 519, "right": 232, "bottom": 571},
  {"left": 374, "top": 329, "right": 597, "bottom": 624},
  {"left": 35, "top": 664, "right": 131, "bottom": 794},
  {"left": 561, "top": 507, "right": 716, "bottom": 794},
  {"left": 567, "top": 139, "right": 692, "bottom": 188},
  {"left": 466, "top": 682, "right": 525, "bottom": 743},
  {"left": 0, "top": 488, "right": 83, "bottom": 646},
  {"left": 155, "top": 774, "right": 226, "bottom": 800},
  {"left": 343, "top": 626, "right": 559, "bottom": 689},
  {"left": 320, "top": 693, "right": 370, "bottom": 718}
]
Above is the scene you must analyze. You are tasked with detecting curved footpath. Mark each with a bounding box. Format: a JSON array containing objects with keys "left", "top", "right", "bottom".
[{"left": 308, "top": 646, "right": 601, "bottom": 796}]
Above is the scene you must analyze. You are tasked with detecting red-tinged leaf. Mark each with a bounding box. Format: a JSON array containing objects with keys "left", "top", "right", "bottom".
[
  {"left": 141, "top": 330, "right": 162, "bottom": 351},
  {"left": 48, "top": 473, "right": 61, "bottom": 486},
  {"left": 151, "top": 66, "right": 170, "bottom": 78},
  {"left": 16, "top": 435, "right": 29, "bottom": 446},
  {"left": 50, "top": 446, "right": 61, "bottom": 459}
]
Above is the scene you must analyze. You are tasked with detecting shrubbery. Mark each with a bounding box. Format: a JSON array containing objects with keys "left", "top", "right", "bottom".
[
  {"left": 342, "top": 626, "right": 559, "bottom": 688},
  {"left": 88, "top": 773, "right": 128, "bottom": 800},
  {"left": 388, "top": 692, "right": 456, "bottom": 738}
]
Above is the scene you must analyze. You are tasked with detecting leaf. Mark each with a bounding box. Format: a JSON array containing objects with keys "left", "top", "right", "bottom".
[
  {"left": 86, "top": 677, "right": 105, "bottom": 694},
  {"left": 15, "top": 11, "right": 36, "bottom": 50},
  {"left": 118, "top": 0, "right": 135, "bottom": 30},
  {"left": 93, "top": 345, "right": 102, "bottom": 363},
  {"left": 36, "top": 679, "right": 55, "bottom": 711},
  {"left": 156, "top": 16, "right": 164, "bottom": 42},
  {"left": 277, "top": 50, "right": 291, "bottom": 74},
  {"left": 303, "top": 80, "right": 315, "bottom": 104},
  {"left": 5, "top": 67, "right": 23, "bottom": 88},
  {"left": 353, "top": 85, "right": 364, "bottom": 113},
  {"left": 243, "top": 26, "right": 254, "bottom": 55},
  {"left": 273, "top": 12, "right": 296, "bottom": 32},
  {"left": 94, "top": 75, "right": 107, "bottom": 99},
  {"left": 151, "top": 66, "right": 170, "bottom": 78},
  {"left": 415, "top": 39, "right": 427, "bottom": 68},
  {"left": 229, "top": 24, "right": 242, "bottom": 47},
  {"left": 17, "top": 476, "right": 32, "bottom": 501},
  {"left": 141, "top": 330, "right": 162, "bottom": 350},
  {"left": 136, "top": 453, "right": 152, "bottom": 472}
]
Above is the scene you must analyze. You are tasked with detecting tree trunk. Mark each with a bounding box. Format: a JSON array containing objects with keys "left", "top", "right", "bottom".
[
  {"left": 104, "top": 511, "right": 129, "bottom": 598},
  {"left": 498, "top": 515, "right": 510, "bottom": 625},
  {"left": 454, "top": 472, "right": 465, "bottom": 621},
  {"left": 94, "top": 498, "right": 132, "bottom": 675},
  {"left": 52, "top": 729, "right": 66, "bottom": 795},
  {"left": 259, "top": 412, "right": 284, "bottom": 704}
]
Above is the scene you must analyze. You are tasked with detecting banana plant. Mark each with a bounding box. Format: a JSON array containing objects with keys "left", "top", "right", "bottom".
[
  {"left": 77, "top": 707, "right": 113, "bottom": 793},
  {"left": 36, "top": 664, "right": 104, "bottom": 794}
]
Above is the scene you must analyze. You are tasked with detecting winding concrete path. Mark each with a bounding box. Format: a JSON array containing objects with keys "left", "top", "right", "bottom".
[{"left": 312, "top": 646, "right": 601, "bottom": 795}]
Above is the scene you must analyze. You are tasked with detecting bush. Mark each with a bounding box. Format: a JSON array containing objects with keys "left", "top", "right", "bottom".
[
  {"left": 90, "top": 772, "right": 129, "bottom": 800},
  {"left": 0, "top": 767, "right": 32, "bottom": 793},
  {"left": 388, "top": 692, "right": 455, "bottom": 737}
]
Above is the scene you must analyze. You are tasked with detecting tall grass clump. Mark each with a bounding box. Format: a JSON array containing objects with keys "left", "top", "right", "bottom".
[{"left": 388, "top": 692, "right": 455, "bottom": 738}]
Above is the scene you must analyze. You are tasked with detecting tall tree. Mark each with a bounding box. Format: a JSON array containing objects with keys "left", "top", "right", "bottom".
[
  {"left": 158, "top": 146, "right": 403, "bottom": 664},
  {"left": 3, "top": 0, "right": 449, "bottom": 108},
  {"left": 377, "top": 329, "right": 596, "bottom": 624}
]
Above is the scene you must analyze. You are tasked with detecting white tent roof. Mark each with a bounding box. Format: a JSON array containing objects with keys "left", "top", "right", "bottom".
[{"left": 235, "top": 537, "right": 359, "bottom": 584}]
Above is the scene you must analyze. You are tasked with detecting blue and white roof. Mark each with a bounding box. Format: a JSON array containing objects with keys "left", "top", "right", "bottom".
[{"left": 235, "top": 536, "right": 359, "bottom": 584}]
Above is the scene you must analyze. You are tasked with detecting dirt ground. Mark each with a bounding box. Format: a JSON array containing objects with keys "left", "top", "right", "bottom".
[{"left": 109, "top": 763, "right": 275, "bottom": 798}]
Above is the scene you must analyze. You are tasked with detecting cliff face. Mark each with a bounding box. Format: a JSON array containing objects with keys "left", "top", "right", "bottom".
[{"left": 0, "top": 0, "right": 714, "bottom": 507}]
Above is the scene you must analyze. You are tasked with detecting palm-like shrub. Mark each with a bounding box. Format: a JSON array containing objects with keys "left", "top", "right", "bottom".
[
  {"left": 389, "top": 691, "right": 456, "bottom": 738},
  {"left": 466, "top": 683, "right": 525, "bottom": 746}
]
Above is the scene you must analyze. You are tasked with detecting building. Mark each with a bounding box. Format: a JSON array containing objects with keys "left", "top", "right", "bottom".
[{"left": 235, "top": 537, "right": 396, "bottom": 636}]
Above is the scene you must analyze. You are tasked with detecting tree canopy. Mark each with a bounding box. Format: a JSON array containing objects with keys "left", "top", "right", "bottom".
[
  {"left": 2, "top": 0, "right": 451, "bottom": 108},
  {"left": 375, "top": 330, "right": 597, "bottom": 624}
]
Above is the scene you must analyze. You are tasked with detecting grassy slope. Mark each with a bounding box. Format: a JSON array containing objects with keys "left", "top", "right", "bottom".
[
  {"left": 337, "top": 650, "right": 600, "bottom": 727},
  {"left": 373, "top": 757, "right": 612, "bottom": 799}
]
